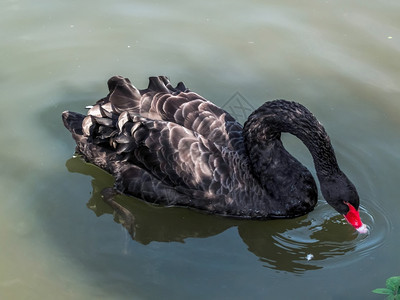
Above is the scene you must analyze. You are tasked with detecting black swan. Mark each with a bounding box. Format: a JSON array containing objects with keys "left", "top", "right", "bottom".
[{"left": 62, "top": 76, "right": 367, "bottom": 234}]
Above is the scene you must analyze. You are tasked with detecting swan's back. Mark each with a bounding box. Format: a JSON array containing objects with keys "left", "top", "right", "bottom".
[{"left": 87, "top": 76, "right": 245, "bottom": 155}]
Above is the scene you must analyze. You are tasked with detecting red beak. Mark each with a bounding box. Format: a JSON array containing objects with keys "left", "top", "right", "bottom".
[{"left": 343, "top": 202, "right": 368, "bottom": 234}]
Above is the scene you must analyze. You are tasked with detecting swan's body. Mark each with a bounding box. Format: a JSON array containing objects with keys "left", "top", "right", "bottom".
[{"left": 62, "top": 76, "right": 366, "bottom": 232}]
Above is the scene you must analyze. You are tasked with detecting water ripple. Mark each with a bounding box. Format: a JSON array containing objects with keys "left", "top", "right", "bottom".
[{"left": 258, "top": 199, "right": 391, "bottom": 273}]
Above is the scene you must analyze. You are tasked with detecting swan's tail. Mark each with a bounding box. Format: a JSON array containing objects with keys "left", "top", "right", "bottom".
[
  {"left": 62, "top": 111, "right": 85, "bottom": 142},
  {"left": 62, "top": 110, "right": 116, "bottom": 173}
]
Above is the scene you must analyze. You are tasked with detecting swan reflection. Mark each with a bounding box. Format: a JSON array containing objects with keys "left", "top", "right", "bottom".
[{"left": 66, "top": 156, "right": 363, "bottom": 274}]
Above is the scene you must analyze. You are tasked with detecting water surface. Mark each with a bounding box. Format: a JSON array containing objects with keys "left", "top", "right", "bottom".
[{"left": 1, "top": 0, "right": 399, "bottom": 299}]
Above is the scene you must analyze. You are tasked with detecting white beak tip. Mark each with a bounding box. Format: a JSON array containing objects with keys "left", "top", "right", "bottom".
[{"left": 356, "top": 223, "right": 369, "bottom": 234}]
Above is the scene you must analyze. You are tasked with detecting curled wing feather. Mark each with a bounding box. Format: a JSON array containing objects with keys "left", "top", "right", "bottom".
[{"left": 86, "top": 76, "right": 245, "bottom": 154}]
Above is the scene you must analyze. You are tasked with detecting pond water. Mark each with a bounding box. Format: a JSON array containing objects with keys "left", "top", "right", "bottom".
[{"left": 1, "top": 0, "right": 399, "bottom": 299}]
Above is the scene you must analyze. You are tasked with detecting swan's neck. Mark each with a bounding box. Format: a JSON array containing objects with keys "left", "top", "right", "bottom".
[{"left": 243, "top": 100, "right": 340, "bottom": 184}]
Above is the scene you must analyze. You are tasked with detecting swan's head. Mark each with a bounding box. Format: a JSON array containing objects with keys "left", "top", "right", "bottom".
[{"left": 320, "top": 172, "right": 368, "bottom": 234}]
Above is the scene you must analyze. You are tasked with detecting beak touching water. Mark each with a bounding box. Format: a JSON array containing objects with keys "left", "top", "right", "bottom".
[{"left": 343, "top": 202, "right": 369, "bottom": 234}]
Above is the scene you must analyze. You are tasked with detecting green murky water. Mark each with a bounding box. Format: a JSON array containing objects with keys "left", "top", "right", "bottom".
[{"left": 1, "top": 0, "right": 399, "bottom": 299}]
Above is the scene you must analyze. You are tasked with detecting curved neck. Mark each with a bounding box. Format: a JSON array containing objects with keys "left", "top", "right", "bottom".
[{"left": 243, "top": 100, "right": 340, "bottom": 181}]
